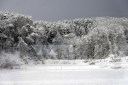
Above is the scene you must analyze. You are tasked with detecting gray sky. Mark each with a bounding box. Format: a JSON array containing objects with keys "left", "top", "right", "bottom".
[{"left": 0, "top": 0, "right": 128, "bottom": 22}]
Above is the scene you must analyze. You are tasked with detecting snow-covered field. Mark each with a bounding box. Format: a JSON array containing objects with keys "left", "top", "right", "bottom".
[
  {"left": 0, "top": 57, "right": 128, "bottom": 85},
  {"left": 0, "top": 65, "right": 128, "bottom": 85}
]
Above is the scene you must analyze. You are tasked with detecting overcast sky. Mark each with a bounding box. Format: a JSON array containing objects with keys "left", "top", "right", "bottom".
[{"left": 0, "top": 0, "right": 128, "bottom": 22}]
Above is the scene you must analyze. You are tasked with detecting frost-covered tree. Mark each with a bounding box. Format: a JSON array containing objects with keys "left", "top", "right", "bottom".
[
  {"left": 0, "top": 11, "right": 128, "bottom": 63},
  {"left": 17, "top": 37, "right": 30, "bottom": 57}
]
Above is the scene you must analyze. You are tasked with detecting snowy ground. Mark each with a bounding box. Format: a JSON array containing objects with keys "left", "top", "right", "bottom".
[
  {"left": 0, "top": 65, "right": 128, "bottom": 85},
  {"left": 0, "top": 56, "right": 128, "bottom": 85}
]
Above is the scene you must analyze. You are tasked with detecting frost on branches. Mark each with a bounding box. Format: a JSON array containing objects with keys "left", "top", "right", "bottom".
[{"left": 0, "top": 12, "right": 128, "bottom": 67}]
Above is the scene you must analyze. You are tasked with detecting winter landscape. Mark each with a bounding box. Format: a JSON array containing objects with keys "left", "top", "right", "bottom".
[{"left": 0, "top": 12, "right": 128, "bottom": 85}]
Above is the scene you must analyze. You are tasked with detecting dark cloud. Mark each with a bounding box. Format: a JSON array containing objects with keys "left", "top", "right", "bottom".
[{"left": 0, "top": 0, "right": 128, "bottom": 21}]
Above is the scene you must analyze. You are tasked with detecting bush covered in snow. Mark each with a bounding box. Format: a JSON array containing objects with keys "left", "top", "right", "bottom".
[
  {"left": 0, "top": 12, "right": 128, "bottom": 68},
  {"left": 0, "top": 51, "right": 23, "bottom": 69}
]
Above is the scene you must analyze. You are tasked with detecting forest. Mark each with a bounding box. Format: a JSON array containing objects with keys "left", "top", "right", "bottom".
[{"left": 0, "top": 12, "right": 128, "bottom": 67}]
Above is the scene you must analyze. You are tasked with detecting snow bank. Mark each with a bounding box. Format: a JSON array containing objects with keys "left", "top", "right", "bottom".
[{"left": 44, "top": 55, "right": 128, "bottom": 69}]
